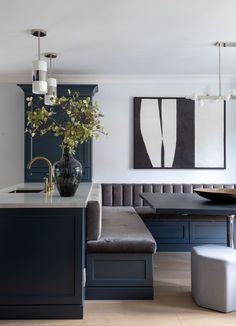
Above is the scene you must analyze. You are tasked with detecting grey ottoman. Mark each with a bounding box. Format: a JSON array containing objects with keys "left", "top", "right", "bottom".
[{"left": 191, "top": 245, "right": 236, "bottom": 312}]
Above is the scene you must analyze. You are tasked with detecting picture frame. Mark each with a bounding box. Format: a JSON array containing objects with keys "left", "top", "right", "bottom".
[{"left": 133, "top": 97, "right": 226, "bottom": 169}]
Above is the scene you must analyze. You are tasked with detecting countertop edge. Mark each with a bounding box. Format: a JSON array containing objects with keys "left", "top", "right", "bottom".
[{"left": 0, "top": 182, "right": 93, "bottom": 208}]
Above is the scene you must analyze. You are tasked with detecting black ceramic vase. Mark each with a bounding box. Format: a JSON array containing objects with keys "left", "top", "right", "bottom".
[{"left": 53, "top": 147, "right": 82, "bottom": 197}]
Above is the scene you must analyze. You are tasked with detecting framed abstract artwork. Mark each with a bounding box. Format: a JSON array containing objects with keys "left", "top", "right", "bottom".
[{"left": 133, "top": 97, "right": 225, "bottom": 169}]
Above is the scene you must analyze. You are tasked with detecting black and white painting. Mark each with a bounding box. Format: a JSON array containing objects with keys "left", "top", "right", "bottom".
[{"left": 134, "top": 97, "right": 225, "bottom": 169}]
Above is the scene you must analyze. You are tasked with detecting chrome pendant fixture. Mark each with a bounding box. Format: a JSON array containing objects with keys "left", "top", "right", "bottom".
[
  {"left": 186, "top": 42, "right": 236, "bottom": 102},
  {"left": 31, "top": 29, "right": 47, "bottom": 95},
  {"left": 44, "top": 52, "right": 57, "bottom": 105}
]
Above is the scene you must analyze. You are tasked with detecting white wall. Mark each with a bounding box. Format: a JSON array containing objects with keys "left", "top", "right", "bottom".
[
  {"left": 0, "top": 76, "right": 236, "bottom": 187},
  {"left": 0, "top": 84, "right": 24, "bottom": 187},
  {"left": 93, "top": 76, "right": 236, "bottom": 183}
]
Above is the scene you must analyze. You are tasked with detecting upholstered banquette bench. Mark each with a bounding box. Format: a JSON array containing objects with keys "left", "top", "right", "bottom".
[
  {"left": 86, "top": 184, "right": 156, "bottom": 300},
  {"left": 101, "top": 183, "right": 236, "bottom": 251},
  {"left": 85, "top": 183, "right": 236, "bottom": 300}
]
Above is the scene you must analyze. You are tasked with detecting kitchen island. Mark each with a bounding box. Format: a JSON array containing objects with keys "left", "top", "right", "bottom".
[{"left": 0, "top": 182, "right": 92, "bottom": 319}]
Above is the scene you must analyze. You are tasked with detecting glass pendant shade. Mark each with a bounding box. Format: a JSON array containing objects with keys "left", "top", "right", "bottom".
[
  {"left": 44, "top": 77, "right": 57, "bottom": 105},
  {"left": 32, "top": 59, "right": 47, "bottom": 94}
]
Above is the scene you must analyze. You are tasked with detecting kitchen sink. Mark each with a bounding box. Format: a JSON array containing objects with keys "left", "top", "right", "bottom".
[{"left": 9, "top": 189, "right": 43, "bottom": 194}]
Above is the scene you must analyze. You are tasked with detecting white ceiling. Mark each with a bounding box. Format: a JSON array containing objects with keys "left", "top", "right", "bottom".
[{"left": 1, "top": 0, "right": 236, "bottom": 76}]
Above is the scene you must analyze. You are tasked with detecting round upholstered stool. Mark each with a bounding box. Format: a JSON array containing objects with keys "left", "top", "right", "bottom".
[{"left": 191, "top": 245, "right": 236, "bottom": 312}]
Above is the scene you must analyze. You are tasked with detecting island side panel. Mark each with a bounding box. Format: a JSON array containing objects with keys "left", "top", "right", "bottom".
[{"left": 0, "top": 207, "right": 85, "bottom": 319}]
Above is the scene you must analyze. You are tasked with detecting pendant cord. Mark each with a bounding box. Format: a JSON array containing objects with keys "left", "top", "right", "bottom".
[
  {"left": 50, "top": 56, "right": 52, "bottom": 76},
  {"left": 219, "top": 42, "right": 222, "bottom": 97},
  {"left": 38, "top": 32, "right": 40, "bottom": 60}
]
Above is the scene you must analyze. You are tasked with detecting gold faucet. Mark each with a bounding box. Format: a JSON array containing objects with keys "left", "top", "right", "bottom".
[{"left": 27, "top": 156, "right": 54, "bottom": 193}]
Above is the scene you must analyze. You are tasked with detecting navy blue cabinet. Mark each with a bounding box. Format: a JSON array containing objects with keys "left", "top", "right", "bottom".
[
  {"left": 18, "top": 84, "right": 98, "bottom": 183},
  {"left": 145, "top": 221, "right": 189, "bottom": 244},
  {"left": 190, "top": 221, "right": 227, "bottom": 244},
  {"left": 143, "top": 219, "right": 230, "bottom": 251},
  {"left": 0, "top": 207, "right": 85, "bottom": 319}
]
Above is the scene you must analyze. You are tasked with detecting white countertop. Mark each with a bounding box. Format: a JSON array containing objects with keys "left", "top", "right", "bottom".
[{"left": 0, "top": 182, "right": 92, "bottom": 208}]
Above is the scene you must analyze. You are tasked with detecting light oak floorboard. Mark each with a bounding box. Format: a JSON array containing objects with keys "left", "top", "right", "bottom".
[{"left": 0, "top": 252, "right": 236, "bottom": 326}]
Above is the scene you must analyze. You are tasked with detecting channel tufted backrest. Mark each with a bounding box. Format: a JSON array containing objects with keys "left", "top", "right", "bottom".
[{"left": 102, "top": 184, "right": 236, "bottom": 207}]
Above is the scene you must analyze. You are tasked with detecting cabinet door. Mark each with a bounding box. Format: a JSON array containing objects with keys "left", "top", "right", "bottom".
[
  {"left": 190, "top": 221, "right": 227, "bottom": 244},
  {"left": 145, "top": 221, "right": 189, "bottom": 244},
  {"left": 0, "top": 208, "right": 84, "bottom": 305},
  {"left": 19, "top": 84, "right": 98, "bottom": 182}
]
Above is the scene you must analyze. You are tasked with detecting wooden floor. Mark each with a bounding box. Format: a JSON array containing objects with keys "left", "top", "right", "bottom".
[{"left": 1, "top": 252, "right": 236, "bottom": 326}]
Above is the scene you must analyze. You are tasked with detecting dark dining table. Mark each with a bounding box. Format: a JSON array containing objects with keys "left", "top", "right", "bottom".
[{"left": 140, "top": 193, "right": 236, "bottom": 248}]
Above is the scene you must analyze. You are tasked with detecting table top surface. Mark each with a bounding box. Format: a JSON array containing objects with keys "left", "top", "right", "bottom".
[{"left": 140, "top": 193, "right": 236, "bottom": 215}]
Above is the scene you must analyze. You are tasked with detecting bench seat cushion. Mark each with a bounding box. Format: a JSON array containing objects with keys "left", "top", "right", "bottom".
[{"left": 87, "top": 207, "right": 156, "bottom": 253}]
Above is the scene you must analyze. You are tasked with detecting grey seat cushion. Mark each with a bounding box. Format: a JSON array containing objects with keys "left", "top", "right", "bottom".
[
  {"left": 87, "top": 207, "right": 156, "bottom": 253},
  {"left": 86, "top": 184, "right": 102, "bottom": 241}
]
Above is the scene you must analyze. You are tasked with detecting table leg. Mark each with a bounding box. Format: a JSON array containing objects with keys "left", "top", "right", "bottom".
[{"left": 227, "top": 215, "right": 235, "bottom": 248}]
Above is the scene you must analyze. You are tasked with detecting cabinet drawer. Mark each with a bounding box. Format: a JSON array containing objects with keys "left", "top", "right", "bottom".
[
  {"left": 190, "top": 221, "right": 227, "bottom": 244},
  {"left": 145, "top": 221, "right": 189, "bottom": 244}
]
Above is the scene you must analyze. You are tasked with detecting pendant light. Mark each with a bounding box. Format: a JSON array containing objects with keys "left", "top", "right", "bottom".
[
  {"left": 44, "top": 53, "right": 57, "bottom": 105},
  {"left": 186, "top": 42, "right": 236, "bottom": 102},
  {"left": 31, "top": 29, "right": 47, "bottom": 95}
]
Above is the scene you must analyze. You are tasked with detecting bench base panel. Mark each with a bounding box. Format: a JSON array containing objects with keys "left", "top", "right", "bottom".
[
  {"left": 86, "top": 253, "right": 154, "bottom": 300},
  {"left": 86, "top": 287, "right": 153, "bottom": 300},
  {"left": 157, "top": 243, "right": 227, "bottom": 252}
]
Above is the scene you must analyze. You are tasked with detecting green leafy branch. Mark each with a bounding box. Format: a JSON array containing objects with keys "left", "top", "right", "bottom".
[{"left": 25, "top": 90, "right": 107, "bottom": 152}]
